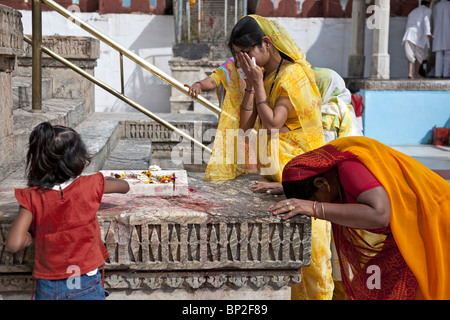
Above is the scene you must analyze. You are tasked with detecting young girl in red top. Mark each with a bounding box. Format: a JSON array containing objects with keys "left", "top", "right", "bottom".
[
  {"left": 348, "top": 82, "right": 365, "bottom": 133},
  {"left": 6, "top": 122, "right": 129, "bottom": 300}
]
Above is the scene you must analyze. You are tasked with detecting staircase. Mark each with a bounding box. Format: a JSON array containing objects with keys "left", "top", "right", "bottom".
[
  {"left": 8, "top": 73, "right": 217, "bottom": 182},
  {"left": 2, "top": 30, "right": 219, "bottom": 193}
]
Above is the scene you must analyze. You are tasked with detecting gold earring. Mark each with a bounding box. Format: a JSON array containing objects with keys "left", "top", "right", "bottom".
[
  {"left": 323, "top": 181, "right": 331, "bottom": 193},
  {"left": 317, "top": 181, "right": 331, "bottom": 193}
]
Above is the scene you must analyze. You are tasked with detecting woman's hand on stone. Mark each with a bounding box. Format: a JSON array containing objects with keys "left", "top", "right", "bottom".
[{"left": 270, "top": 199, "right": 313, "bottom": 220}]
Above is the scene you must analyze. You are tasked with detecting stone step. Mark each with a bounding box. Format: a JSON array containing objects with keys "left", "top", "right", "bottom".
[
  {"left": 68, "top": 111, "right": 219, "bottom": 174},
  {"left": 102, "top": 139, "right": 152, "bottom": 170},
  {"left": 74, "top": 114, "right": 120, "bottom": 173},
  {"left": 12, "top": 76, "right": 53, "bottom": 110},
  {"left": 1, "top": 98, "right": 88, "bottom": 182},
  {"left": 13, "top": 98, "right": 88, "bottom": 137}
]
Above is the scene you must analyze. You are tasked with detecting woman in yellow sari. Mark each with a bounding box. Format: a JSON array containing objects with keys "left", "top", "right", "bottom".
[
  {"left": 225, "top": 15, "right": 332, "bottom": 300},
  {"left": 271, "top": 136, "right": 450, "bottom": 300},
  {"left": 230, "top": 15, "right": 325, "bottom": 182},
  {"left": 187, "top": 57, "right": 258, "bottom": 180}
]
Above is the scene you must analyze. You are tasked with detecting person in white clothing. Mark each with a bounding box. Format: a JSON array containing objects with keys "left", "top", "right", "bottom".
[
  {"left": 402, "top": 1, "right": 433, "bottom": 79},
  {"left": 432, "top": 0, "right": 450, "bottom": 78}
]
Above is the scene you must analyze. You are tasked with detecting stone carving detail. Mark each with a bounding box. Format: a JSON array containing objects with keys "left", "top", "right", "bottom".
[
  {"left": 0, "top": 224, "right": 33, "bottom": 273},
  {"left": 0, "top": 173, "right": 310, "bottom": 293},
  {"left": 125, "top": 120, "right": 216, "bottom": 143},
  {"left": 102, "top": 219, "right": 309, "bottom": 271},
  {"left": 0, "top": 219, "right": 309, "bottom": 274},
  {"left": 0, "top": 5, "right": 23, "bottom": 57},
  {"left": 22, "top": 36, "right": 100, "bottom": 60},
  {"left": 101, "top": 271, "right": 302, "bottom": 291}
]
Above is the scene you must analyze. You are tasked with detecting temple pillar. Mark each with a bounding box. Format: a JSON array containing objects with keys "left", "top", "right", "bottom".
[
  {"left": 348, "top": 0, "right": 366, "bottom": 78},
  {"left": 370, "top": 0, "right": 390, "bottom": 79},
  {"left": 0, "top": 5, "right": 23, "bottom": 181}
]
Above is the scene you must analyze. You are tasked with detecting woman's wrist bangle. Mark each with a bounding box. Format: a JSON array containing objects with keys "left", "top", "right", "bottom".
[
  {"left": 194, "top": 81, "right": 203, "bottom": 89},
  {"left": 240, "top": 105, "right": 253, "bottom": 111},
  {"left": 256, "top": 99, "right": 269, "bottom": 106},
  {"left": 245, "top": 89, "right": 255, "bottom": 94},
  {"left": 321, "top": 202, "right": 326, "bottom": 220},
  {"left": 312, "top": 201, "right": 317, "bottom": 220}
]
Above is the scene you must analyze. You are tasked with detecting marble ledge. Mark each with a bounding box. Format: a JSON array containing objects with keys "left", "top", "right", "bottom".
[{"left": 350, "top": 78, "right": 450, "bottom": 91}]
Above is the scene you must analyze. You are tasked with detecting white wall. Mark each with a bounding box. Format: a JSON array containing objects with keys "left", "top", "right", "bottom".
[
  {"left": 20, "top": 11, "right": 175, "bottom": 113},
  {"left": 277, "top": 17, "right": 410, "bottom": 79},
  {"left": 20, "top": 12, "right": 409, "bottom": 114}
]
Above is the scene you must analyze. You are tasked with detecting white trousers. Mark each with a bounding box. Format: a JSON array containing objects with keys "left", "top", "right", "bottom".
[
  {"left": 404, "top": 40, "right": 426, "bottom": 64},
  {"left": 435, "top": 49, "right": 450, "bottom": 78}
]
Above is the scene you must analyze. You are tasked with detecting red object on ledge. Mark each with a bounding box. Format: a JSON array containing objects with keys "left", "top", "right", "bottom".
[{"left": 432, "top": 127, "right": 449, "bottom": 146}]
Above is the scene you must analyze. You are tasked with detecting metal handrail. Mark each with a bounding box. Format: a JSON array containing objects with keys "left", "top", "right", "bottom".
[
  {"left": 24, "top": 35, "right": 212, "bottom": 153},
  {"left": 31, "top": 0, "right": 221, "bottom": 152}
]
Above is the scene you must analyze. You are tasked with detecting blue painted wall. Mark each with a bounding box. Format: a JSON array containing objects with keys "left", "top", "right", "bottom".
[{"left": 361, "top": 90, "right": 450, "bottom": 145}]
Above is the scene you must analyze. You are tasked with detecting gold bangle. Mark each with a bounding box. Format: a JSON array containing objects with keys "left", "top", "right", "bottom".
[
  {"left": 321, "top": 202, "right": 326, "bottom": 220},
  {"left": 312, "top": 201, "right": 317, "bottom": 220},
  {"left": 240, "top": 105, "right": 253, "bottom": 111},
  {"left": 256, "top": 99, "right": 269, "bottom": 106}
]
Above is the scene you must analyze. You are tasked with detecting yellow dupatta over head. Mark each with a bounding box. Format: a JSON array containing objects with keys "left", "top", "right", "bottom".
[
  {"left": 203, "top": 16, "right": 332, "bottom": 300},
  {"left": 249, "top": 15, "right": 325, "bottom": 182},
  {"left": 205, "top": 16, "right": 330, "bottom": 183},
  {"left": 249, "top": 15, "right": 333, "bottom": 300}
]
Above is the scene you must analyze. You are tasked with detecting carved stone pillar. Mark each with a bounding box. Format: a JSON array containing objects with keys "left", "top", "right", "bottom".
[
  {"left": 169, "top": 56, "right": 220, "bottom": 115},
  {"left": 370, "top": 0, "right": 390, "bottom": 79},
  {"left": 18, "top": 36, "right": 100, "bottom": 115},
  {"left": 0, "top": 5, "right": 23, "bottom": 182},
  {"left": 348, "top": 0, "right": 366, "bottom": 78}
]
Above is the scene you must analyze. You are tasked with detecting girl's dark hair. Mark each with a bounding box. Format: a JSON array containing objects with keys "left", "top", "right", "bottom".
[
  {"left": 26, "top": 122, "right": 92, "bottom": 189},
  {"left": 228, "top": 16, "right": 294, "bottom": 63},
  {"left": 282, "top": 175, "right": 322, "bottom": 200}
]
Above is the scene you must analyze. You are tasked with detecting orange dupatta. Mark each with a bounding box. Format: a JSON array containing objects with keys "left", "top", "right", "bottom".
[{"left": 283, "top": 136, "right": 450, "bottom": 299}]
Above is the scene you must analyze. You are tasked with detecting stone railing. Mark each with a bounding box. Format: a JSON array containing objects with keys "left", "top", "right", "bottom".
[
  {"left": 124, "top": 119, "right": 218, "bottom": 145},
  {"left": 0, "top": 173, "right": 311, "bottom": 300}
]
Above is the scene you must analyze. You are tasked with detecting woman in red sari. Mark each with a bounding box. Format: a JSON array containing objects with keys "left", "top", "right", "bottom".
[{"left": 270, "top": 136, "right": 450, "bottom": 300}]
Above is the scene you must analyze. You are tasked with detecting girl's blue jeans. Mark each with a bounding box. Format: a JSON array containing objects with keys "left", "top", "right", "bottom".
[{"left": 34, "top": 269, "right": 108, "bottom": 300}]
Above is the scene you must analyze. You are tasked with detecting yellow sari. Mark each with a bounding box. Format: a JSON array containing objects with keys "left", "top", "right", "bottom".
[
  {"left": 204, "top": 57, "right": 258, "bottom": 180},
  {"left": 251, "top": 15, "right": 332, "bottom": 301},
  {"left": 205, "top": 15, "right": 333, "bottom": 300}
]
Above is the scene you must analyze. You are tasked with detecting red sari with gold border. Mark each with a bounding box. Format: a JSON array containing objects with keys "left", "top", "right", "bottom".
[{"left": 282, "top": 136, "right": 450, "bottom": 300}]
